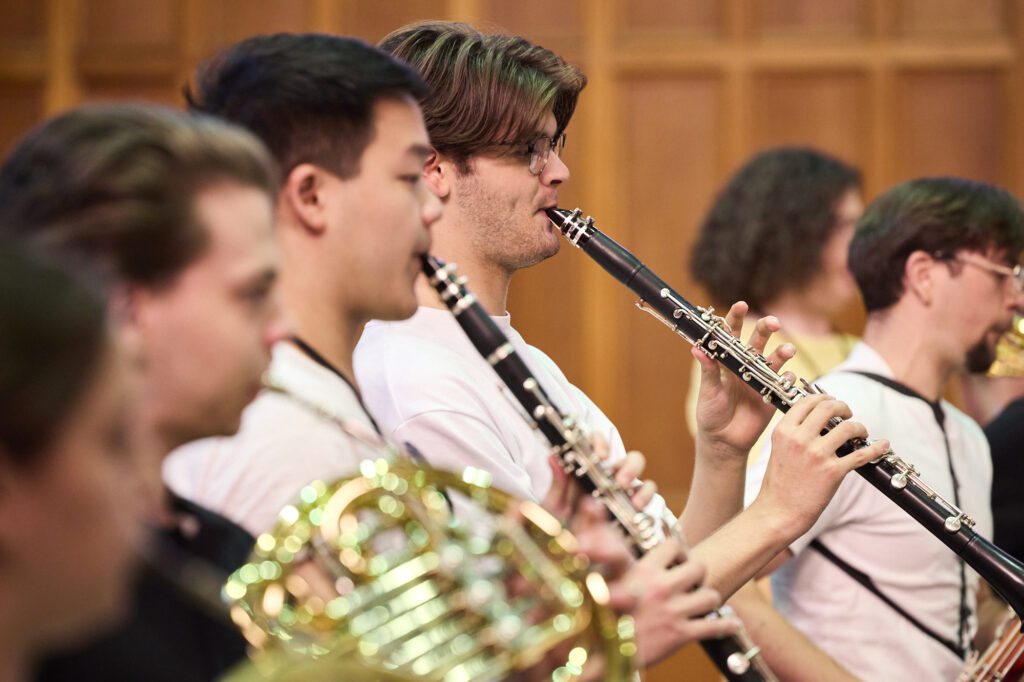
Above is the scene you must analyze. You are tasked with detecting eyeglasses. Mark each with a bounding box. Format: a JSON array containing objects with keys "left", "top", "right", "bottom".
[
  {"left": 525, "top": 133, "right": 566, "bottom": 175},
  {"left": 492, "top": 133, "right": 566, "bottom": 175},
  {"left": 954, "top": 254, "right": 1024, "bottom": 293}
]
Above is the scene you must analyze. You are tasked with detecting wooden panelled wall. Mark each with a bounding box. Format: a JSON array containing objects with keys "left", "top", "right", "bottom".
[{"left": 2, "top": 1, "right": 1022, "bottom": 679}]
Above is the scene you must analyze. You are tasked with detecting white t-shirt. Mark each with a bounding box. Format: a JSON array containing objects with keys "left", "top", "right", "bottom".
[
  {"left": 163, "top": 341, "right": 381, "bottom": 536},
  {"left": 745, "top": 342, "right": 993, "bottom": 682},
  {"left": 354, "top": 306, "right": 669, "bottom": 524}
]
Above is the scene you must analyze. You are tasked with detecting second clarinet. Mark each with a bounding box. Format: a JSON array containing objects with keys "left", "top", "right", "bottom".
[{"left": 546, "top": 206, "right": 1024, "bottom": 622}]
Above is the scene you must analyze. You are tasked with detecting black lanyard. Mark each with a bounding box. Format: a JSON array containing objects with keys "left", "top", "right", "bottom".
[
  {"left": 290, "top": 336, "right": 383, "bottom": 436},
  {"left": 290, "top": 338, "right": 437, "bottom": 486}
]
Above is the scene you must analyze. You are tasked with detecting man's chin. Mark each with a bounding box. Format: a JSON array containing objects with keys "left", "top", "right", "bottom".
[
  {"left": 515, "top": 243, "right": 559, "bottom": 271},
  {"left": 200, "top": 404, "right": 248, "bottom": 440},
  {"left": 546, "top": 235, "right": 561, "bottom": 257},
  {"left": 375, "top": 297, "right": 420, "bottom": 322},
  {"left": 528, "top": 233, "right": 561, "bottom": 266}
]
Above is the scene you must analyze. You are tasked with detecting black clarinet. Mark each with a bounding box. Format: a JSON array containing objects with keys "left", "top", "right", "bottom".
[
  {"left": 422, "top": 253, "right": 777, "bottom": 682},
  {"left": 546, "top": 206, "right": 1024, "bottom": 621}
]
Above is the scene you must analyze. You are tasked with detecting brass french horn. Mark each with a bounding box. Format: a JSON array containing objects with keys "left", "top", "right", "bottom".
[
  {"left": 222, "top": 454, "right": 636, "bottom": 681},
  {"left": 221, "top": 649, "right": 415, "bottom": 682}
]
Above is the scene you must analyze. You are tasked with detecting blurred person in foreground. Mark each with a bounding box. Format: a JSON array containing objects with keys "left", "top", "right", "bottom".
[
  {"left": 0, "top": 104, "right": 288, "bottom": 682},
  {"left": 0, "top": 239, "right": 138, "bottom": 682}
]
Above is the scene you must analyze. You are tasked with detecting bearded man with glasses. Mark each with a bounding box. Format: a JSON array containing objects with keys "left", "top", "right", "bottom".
[{"left": 744, "top": 176, "right": 1024, "bottom": 682}]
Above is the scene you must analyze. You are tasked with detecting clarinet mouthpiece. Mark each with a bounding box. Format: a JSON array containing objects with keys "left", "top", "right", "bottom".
[{"left": 545, "top": 207, "right": 570, "bottom": 225}]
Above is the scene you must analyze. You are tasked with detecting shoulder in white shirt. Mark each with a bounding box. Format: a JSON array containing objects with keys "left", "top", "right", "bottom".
[
  {"left": 354, "top": 306, "right": 669, "bottom": 527},
  {"left": 744, "top": 341, "right": 992, "bottom": 682},
  {"left": 164, "top": 341, "right": 380, "bottom": 536}
]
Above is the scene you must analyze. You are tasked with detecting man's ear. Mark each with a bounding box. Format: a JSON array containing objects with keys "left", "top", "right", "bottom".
[
  {"left": 282, "top": 163, "right": 330, "bottom": 235},
  {"left": 904, "top": 250, "right": 937, "bottom": 305},
  {"left": 422, "top": 148, "right": 452, "bottom": 200}
]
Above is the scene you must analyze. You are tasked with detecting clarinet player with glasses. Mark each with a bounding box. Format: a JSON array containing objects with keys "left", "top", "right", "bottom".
[
  {"left": 354, "top": 20, "right": 886, "bottom": 678},
  {"left": 743, "top": 177, "right": 1024, "bottom": 682}
]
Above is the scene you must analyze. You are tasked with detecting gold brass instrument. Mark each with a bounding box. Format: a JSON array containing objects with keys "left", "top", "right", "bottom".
[
  {"left": 987, "top": 316, "right": 1024, "bottom": 377},
  {"left": 223, "top": 382, "right": 636, "bottom": 681},
  {"left": 222, "top": 649, "right": 415, "bottom": 682}
]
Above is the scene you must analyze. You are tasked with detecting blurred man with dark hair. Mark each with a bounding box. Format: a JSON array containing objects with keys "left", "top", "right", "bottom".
[
  {"left": 747, "top": 177, "right": 1024, "bottom": 681},
  {"left": 0, "top": 103, "right": 288, "bottom": 682}
]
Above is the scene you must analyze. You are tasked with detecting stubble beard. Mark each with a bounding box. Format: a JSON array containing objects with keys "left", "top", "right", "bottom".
[
  {"left": 460, "top": 176, "right": 559, "bottom": 274},
  {"left": 965, "top": 336, "right": 997, "bottom": 374}
]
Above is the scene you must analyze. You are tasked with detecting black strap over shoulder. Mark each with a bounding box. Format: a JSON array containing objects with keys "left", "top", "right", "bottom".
[
  {"left": 845, "top": 370, "right": 962, "bottom": 505},
  {"left": 808, "top": 538, "right": 964, "bottom": 658},
  {"left": 846, "top": 371, "right": 946, "bottom": 427},
  {"left": 830, "top": 369, "right": 969, "bottom": 658},
  {"left": 291, "top": 336, "right": 383, "bottom": 435}
]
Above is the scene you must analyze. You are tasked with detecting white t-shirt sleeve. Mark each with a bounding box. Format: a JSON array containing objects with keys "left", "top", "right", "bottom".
[
  {"left": 359, "top": 315, "right": 672, "bottom": 526},
  {"left": 744, "top": 427, "right": 774, "bottom": 508}
]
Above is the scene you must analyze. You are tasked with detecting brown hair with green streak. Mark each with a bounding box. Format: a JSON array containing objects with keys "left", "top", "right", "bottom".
[{"left": 380, "top": 21, "right": 586, "bottom": 172}]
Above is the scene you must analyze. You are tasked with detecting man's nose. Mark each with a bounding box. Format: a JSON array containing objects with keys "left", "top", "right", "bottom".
[{"left": 541, "top": 149, "right": 570, "bottom": 186}]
